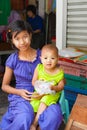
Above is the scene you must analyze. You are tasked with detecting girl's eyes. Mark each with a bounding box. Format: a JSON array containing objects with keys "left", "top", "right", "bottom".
[
  {"left": 23, "top": 35, "right": 28, "bottom": 39},
  {"left": 15, "top": 37, "right": 19, "bottom": 41},
  {"left": 15, "top": 35, "right": 28, "bottom": 41}
]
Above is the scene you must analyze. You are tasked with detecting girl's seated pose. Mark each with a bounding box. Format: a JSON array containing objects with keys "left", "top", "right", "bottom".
[{"left": 0, "top": 20, "right": 65, "bottom": 130}]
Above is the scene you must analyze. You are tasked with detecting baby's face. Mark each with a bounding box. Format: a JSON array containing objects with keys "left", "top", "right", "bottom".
[{"left": 40, "top": 49, "right": 58, "bottom": 70}]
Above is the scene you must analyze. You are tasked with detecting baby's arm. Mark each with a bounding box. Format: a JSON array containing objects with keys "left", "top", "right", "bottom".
[
  {"left": 32, "top": 67, "right": 39, "bottom": 87},
  {"left": 31, "top": 67, "right": 45, "bottom": 99},
  {"left": 50, "top": 79, "right": 65, "bottom": 92}
]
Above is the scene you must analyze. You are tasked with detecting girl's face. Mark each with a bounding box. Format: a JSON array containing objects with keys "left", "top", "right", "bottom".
[
  {"left": 40, "top": 49, "right": 58, "bottom": 70},
  {"left": 12, "top": 31, "right": 32, "bottom": 51}
]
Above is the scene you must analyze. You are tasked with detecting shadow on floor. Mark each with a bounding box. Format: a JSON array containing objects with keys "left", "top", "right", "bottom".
[{"left": 59, "top": 121, "right": 66, "bottom": 130}]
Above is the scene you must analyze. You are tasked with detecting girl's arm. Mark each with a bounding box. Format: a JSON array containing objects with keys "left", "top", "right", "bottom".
[
  {"left": 2, "top": 66, "right": 32, "bottom": 100},
  {"left": 33, "top": 29, "right": 41, "bottom": 34},
  {"left": 2, "top": 66, "right": 15, "bottom": 94},
  {"left": 50, "top": 79, "right": 66, "bottom": 92}
]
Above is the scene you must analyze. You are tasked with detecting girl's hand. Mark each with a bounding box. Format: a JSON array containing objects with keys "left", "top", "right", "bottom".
[
  {"left": 31, "top": 92, "right": 45, "bottom": 100},
  {"left": 18, "top": 89, "right": 33, "bottom": 101}
]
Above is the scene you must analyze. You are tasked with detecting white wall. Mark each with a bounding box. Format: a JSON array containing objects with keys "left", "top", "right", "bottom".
[
  {"left": 38, "top": 0, "right": 45, "bottom": 18},
  {"left": 56, "top": 0, "right": 67, "bottom": 50}
]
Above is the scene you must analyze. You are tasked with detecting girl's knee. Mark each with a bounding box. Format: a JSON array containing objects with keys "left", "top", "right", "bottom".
[{"left": 16, "top": 112, "right": 34, "bottom": 125}]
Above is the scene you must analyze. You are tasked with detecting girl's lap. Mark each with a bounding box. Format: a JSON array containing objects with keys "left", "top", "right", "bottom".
[{"left": 38, "top": 104, "right": 63, "bottom": 130}]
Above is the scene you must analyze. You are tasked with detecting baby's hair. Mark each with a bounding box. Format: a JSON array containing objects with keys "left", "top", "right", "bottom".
[{"left": 41, "top": 44, "right": 59, "bottom": 55}]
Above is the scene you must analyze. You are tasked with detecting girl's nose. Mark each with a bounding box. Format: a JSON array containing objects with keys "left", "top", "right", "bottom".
[{"left": 20, "top": 38, "right": 24, "bottom": 44}]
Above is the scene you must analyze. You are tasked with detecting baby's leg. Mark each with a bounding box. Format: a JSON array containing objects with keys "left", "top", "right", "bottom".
[
  {"left": 30, "top": 102, "right": 47, "bottom": 130},
  {"left": 37, "top": 126, "right": 41, "bottom": 130},
  {"left": 30, "top": 124, "right": 36, "bottom": 130}
]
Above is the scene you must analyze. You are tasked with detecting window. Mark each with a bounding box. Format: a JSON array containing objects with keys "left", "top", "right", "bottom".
[
  {"left": 66, "top": 0, "right": 87, "bottom": 48},
  {"left": 56, "top": 0, "right": 87, "bottom": 50}
]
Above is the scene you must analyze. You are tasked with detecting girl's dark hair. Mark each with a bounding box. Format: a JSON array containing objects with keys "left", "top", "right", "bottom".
[
  {"left": 26, "top": 5, "right": 36, "bottom": 15},
  {"left": 7, "top": 20, "right": 33, "bottom": 49}
]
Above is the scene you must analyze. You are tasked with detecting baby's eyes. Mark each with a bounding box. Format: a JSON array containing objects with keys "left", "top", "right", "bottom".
[
  {"left": 51, "top": 58, "right": 55, "bottom": 59},
  {"left": 44, "top": 57, "right": 55, "bottom": 60}
]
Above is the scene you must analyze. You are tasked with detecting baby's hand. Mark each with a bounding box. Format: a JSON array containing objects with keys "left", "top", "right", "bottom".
[{"left": 50, "top": 85, "right": 55, "bottom": 90}]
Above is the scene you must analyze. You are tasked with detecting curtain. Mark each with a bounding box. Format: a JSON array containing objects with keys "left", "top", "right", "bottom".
[{"left": 0, "top": 0, "right": 11, "bottom": 25}]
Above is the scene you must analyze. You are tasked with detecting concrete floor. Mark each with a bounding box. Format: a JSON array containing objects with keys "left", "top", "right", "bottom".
[{"left": 0, "top": 105, "right": 7, "bottom": 121}]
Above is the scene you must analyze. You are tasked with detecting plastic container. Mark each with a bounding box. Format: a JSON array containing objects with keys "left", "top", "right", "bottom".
[{"left": 34, "top": 80, "right": 55, "bottom": 95}]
